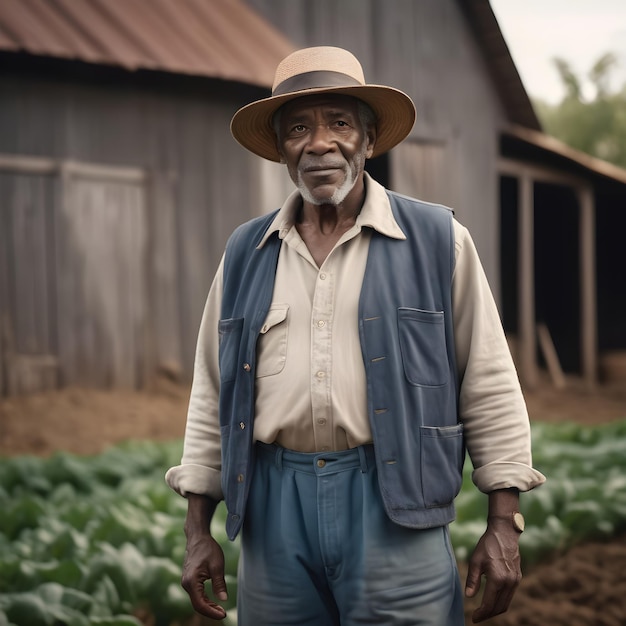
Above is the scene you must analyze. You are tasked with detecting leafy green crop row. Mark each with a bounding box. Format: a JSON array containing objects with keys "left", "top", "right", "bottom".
[
  {"left": 451, "top": 419, "right": 626, "bottom": 565},
  {"left": 1, "top": 420, "right": 626, "bottom": 625},
  {"left": 0, "top": 442, "right": 238, "bottom": 626}
]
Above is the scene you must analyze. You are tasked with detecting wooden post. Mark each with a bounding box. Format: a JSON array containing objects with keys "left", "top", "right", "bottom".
[
  {"left": 518, "top": 172, "right": 537, "bottom": 389},
  {"left": 578, "top": 185, "right": 597, "bottom": 388}
]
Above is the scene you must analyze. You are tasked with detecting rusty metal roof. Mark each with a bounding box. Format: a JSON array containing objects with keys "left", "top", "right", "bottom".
[
  {"left": 0, "top": 0, "right": 540, "bottom": 129},
  {"left": 0, "top": 0, "right": 295, "bottom": 87}
]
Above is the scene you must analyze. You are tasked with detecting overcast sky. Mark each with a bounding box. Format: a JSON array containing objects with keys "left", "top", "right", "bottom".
[{"left": 489, "top": 0, "right": 626, "bottom": 103}]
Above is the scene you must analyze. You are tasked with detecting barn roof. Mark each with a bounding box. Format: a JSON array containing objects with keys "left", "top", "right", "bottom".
[
  {"left": 0, "top": 0, "right": 539, "bottom": 129},
  {"left": 503, "top": 125, "right": 626, "bottom": 186},
  {"left": 458, "top": 0, "right": 541, "bottom": 130},
  {"left": 0, "top": 0, "right": 295, "bottom": 88}
]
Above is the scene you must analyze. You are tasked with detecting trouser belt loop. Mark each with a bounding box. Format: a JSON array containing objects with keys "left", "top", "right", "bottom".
[
  {"left": 357, "top": 445, "right": 368, "bottom": 473},
  {"left": 275, "top": 445, "right": 284, "bottom": 470}
]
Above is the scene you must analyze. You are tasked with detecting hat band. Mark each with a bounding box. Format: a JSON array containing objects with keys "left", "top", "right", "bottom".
[{"left": 273, "top": 70, "right": 363, "bottom": 96}]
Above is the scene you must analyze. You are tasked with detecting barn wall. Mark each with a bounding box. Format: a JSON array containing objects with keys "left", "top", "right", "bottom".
[
  {"left": 247, "top": 0, "right": 508, "bottom": 294},
  {"left": 0, "top": 0, "right": 515, "bottom": 393},
  {"left": 0, "top": 69, "right": 269, "bottom": 391}
]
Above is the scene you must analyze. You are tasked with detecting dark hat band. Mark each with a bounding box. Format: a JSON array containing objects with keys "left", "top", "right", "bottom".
[{"left": 272, "top": 70, "right": 363, "bottom": 96}]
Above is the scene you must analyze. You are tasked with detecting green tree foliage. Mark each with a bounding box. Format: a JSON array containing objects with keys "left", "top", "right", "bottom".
[{"left": 533, "top": 52, "right": 626, "bottom": 168}]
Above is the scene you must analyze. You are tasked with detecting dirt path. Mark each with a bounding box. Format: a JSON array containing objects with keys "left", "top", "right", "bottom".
[{"left": 1, "top": 375, "right": 625, "bottom": 625}]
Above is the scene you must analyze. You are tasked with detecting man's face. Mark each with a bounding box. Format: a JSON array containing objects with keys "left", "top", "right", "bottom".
[{"left": 276, "top": 94, "right": 375, "bottom": 207}]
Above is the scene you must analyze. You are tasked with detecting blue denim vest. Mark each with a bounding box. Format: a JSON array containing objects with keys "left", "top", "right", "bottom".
[{"left": 218, "top": 190, "right": 463, "bottom": 540}]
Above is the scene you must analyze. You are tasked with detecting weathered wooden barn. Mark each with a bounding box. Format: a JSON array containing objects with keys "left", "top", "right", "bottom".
[{"left": 1, "top": 0, "right": 625, "bottom": 396}]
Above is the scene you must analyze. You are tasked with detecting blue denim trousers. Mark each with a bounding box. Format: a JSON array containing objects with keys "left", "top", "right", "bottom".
[{"left": 237, "top": 442, "right": 464, "bottom": 625}]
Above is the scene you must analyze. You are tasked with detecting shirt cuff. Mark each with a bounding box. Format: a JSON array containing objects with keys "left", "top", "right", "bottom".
[
  {"left": 165, "top": 464, "right": 224, "bottom": 501},
  {"left": 472, "top": 461, "right": 546, "bottom": 494}
]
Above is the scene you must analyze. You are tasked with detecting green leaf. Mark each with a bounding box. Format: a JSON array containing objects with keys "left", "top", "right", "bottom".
[
  {"left": 89, "top": 616, "right": 142, "bottom": 626},
  {"left": 3, "top": 592, "right": 52, "bottom": 626}
]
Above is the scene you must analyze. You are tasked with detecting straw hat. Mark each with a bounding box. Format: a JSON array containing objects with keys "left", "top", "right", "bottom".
[{"left": 230, "top": 46, "right": 416, "bottom": 162}]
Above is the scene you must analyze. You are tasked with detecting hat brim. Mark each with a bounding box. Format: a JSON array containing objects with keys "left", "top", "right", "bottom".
[{"left": 230, "top": 85, "right": 416, "bottom": 162}]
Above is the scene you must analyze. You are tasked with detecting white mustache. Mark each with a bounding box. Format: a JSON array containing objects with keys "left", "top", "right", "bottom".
[{"left": 299, "top": 159, "right": 347, "bottom": 172}]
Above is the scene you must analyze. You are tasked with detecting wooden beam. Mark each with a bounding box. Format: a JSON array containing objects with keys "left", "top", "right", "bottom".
[
  {"left": 537, "top": 323, "right": 566, "bottom": 389},
  {"left": 498, "top": 157, "right": 582, "bottom": 188},
  {"left": 0, "top": 153, "right": 145, "bottom": 182},
  {"left": 579, "top": 185, "right": 598, "bottom": 388},
  {"left": 518, "top": 172, "right": 537, "bottom": 389}
]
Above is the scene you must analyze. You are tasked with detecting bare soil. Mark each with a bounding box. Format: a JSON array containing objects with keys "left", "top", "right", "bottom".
[{"left": 1, "top": 373, "right": 625, "bottom": 625}]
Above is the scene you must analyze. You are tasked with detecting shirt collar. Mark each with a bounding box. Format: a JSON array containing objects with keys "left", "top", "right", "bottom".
[{"left": 257, "top": 172, "right": 406, "bottom": 249}]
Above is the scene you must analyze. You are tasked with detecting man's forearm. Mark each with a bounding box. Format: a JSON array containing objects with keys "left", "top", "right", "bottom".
[
  {"left": 184, "top": 493, "right": 221, "bottom": 537},
  {"left": 487, "top": 487, "right": 520, "bottom": 521}
]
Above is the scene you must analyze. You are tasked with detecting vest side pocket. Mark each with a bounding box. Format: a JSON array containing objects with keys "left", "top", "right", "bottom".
[
  {"left": 218, "top": 317, "right": 244, "bottom": 383},
  {"left": 420, "top": 424, "right": 464, "bottom": 508},
  {"left": 398, "top": 308, "right": 449, "bottom": 387}
]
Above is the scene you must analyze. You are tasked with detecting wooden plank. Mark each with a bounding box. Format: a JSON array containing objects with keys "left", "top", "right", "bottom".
[
  {"left": 0, "top": 176, "right": 6, "bottom": 394},
  {"left": 579, "top": 185, "right": 597, "bottom": 388},
  {"left": 8, "top": 175, "right": 54, "bottom": 355},
  {"left": 0, "top": 153, "right": 57, "bottom": 174},
  {"left": 8, "top": 354, "right": 59, "bottom": 395},
  {"left": 518, "top": 172, "right": 537, "bottom": 389},
  {"left": 55, "top": 166, "right": 78, "bottom": 386},
  {"left": 148, "top": 172, "right": 182, "bottom": 378},
  {"left": 390, "top": 140, "right": 451, "bottom": 206},
  {"left": 536, "top": 323, "right": 566, "bottom": 389}
]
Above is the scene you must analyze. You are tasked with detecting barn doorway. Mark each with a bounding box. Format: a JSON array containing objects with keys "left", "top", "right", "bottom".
[{"left": 500, "top": 174, "right": 587, "bottom": 382}]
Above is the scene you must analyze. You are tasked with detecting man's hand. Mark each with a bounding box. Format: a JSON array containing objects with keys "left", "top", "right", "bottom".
[
  {"left": 181, "top": 494, "right": 228, "bottom": 619},
  {"left": 465, "top": 488, "right": 522, "bottom": 623}
]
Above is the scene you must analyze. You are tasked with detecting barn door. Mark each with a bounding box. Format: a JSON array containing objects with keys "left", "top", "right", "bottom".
[
  {"left": 390, "top": 140, "right": 457, "bottom": 208},
  {"left": 56, "top": 164, "right": 148, "bottom": 389},
  {"left": 0, "top": 171, "right": 59, "bottom": 394}
]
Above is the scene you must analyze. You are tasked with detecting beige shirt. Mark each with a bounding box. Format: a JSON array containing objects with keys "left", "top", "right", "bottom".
[{"left": 166, "top": 174, "right": 546, "bottom": 500}]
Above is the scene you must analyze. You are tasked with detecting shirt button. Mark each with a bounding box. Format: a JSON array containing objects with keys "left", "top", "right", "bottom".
[
  {"left": 317, "top": 418, "right": 326, "bottom": 425},
  {"left": 316, "top": 371, "right": 325, "bottom": 379},
  {"left": 319, "top": 273, "right": 327, "bottom": 280},
  {"left": 243, "top": 363, "right": 251, "bottom": 372},
  {"left": 261, "top": 324, "right": 269, "bottom": 333},
  {"left": 317, "top": 320, "right": 326, "bottom": 328},
  {"left": 317, "top": 459, "right": 326, "bottom": 468},
  {"left": 237, "top": 474, "right": 245, "bottom": 483}
]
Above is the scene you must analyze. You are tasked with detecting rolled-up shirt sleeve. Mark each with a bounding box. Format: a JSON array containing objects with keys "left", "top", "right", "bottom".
[
  {"left": 452, "top": 221, "right": 546, "bottom": 493},
  {"left": 165, "top": 257, "right": 225, "bottom": 501}
]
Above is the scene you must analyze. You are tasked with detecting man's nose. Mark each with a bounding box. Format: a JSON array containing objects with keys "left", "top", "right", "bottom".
[{"left": 306, "top": 124, "right": 335, "bottom": 152}]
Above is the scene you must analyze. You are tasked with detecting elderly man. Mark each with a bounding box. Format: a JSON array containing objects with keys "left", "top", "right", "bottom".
[{"left": 166, "top": 46, "right": 545, "bottom": 625}]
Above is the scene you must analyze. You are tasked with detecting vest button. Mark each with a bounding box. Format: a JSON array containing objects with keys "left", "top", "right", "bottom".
[
  {"left": 237, "top": 474, "right": 244, "bottom": 483},
  {"left": 239, "top": 421, "right": 246, "bottom": 430},
  {"left": 317, "top": 459, "right": 326, "bottom": 468}
]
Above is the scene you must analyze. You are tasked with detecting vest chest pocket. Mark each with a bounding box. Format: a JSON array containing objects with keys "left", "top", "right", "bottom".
[
  {"left": 256, "top": 304, "right": 289, "bottom": 378},
  {"left": 398, "top": 307, "right": 449, "bottom": 387}
]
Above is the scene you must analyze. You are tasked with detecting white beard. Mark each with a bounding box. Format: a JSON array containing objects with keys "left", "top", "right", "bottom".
[{"left": 295, "top": 145, "right": 366, "bottom": 207}]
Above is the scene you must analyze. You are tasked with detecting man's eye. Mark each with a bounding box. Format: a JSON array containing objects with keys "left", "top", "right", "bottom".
[
  {"left": 291, "top": 125, "right": 307, "bottom": 133},
  {"left": 335, "top": 120, "right": 349, "bottom": 127}
]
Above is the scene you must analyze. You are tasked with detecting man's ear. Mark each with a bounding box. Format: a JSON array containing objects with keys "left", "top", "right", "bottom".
[{"left": 365, "top": 126, "right": 377, "bottom": 159}]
